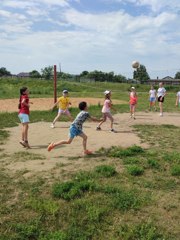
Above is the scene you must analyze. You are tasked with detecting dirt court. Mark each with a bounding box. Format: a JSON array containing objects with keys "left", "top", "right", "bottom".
[{"left": 1, "top": 98, "right": 180, "bottom": 177}]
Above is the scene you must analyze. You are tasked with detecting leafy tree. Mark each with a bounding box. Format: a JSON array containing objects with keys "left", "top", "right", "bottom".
[
  {"left": 29, "top": 70, "right": 41, "bottom": 78},
  {"left": 133, "top": 64, "right": 150, "bottom": 82},
  {"left": 41, "top": 66, "right": 53, "bottom": 80},
  {"left": 175, "top": 71, "right": 180, "bottom": 79},
  {"left": 0, "top": 67, "right": 11, "bottom": 77}
]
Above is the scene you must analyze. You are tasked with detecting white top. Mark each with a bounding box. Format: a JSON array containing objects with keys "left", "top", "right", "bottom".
[
  {"left": 177, "top": 91, "right": 180, "bottom": 103},
  {"left": 157, "top": 87, "right": 166, "bottom": 97},
  {"left": 149, "top": 89, "right": 156, "bottom": 98}
]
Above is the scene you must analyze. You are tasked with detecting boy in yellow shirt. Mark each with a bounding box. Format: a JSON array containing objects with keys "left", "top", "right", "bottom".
[{"left": 50, "top": 90, "right": 73, "bottom": 128}]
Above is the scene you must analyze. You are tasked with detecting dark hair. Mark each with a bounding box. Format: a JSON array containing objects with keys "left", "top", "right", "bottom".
[
  {"left": 18, "top": 87, "right": 28, "bottom": 109},
  {"left": 79, "top": 101, "right": 87, "bottom": 110}
]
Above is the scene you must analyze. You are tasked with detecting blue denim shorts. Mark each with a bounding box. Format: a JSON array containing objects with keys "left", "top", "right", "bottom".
[
  {"left": 69, "top": 124, "right": 82, "bottom": 139},
  {"left": 18, "top": 113, "right": 30, "bottom": 123}
]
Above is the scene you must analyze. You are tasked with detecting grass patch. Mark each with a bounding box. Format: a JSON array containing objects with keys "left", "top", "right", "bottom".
[
  {"left": 0, "top": 129, "right": 10, "bottom": 144},
  {"left": 126, "top": 165, "right": 144, "bottom": 176},
  {"left": 171, "top": 165, "right": 180, "bottom": 176}
]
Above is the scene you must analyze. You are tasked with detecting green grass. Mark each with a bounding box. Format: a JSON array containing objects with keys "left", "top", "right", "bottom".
[{"left": 0, "top": 79, "right": 180, "bottom": 239}]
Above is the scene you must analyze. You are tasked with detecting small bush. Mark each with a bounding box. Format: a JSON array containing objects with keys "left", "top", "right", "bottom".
[
  {"left": 127, "top": 165, "right": 144, "bottom": 176},
  {"left": 39, "top": 231, "right": 67, "bottom": 240},
  {"left": 116, "top": 221, "right": 166, "bottom": 239},
  {"left": 147, "top": 159, "right": 160, "bottom": 169},
  {"left": 94, "top": 165, "right": 116, "bottom": 177},
  {"left": 52, "top": 180, "right": 95, "bottom": 200},
  {"left": 171, "top": 165, "right": 180, "bottom": 176},
  {"left": 109, "top": 145, "right": 144, "bottom": 158}
]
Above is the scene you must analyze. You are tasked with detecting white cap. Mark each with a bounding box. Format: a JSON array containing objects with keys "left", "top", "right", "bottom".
[
  {"left": 131, "top": 87, "right": 135, "bottom": 90},
  {"left": 63, "top": 89, "right": 68, "bottom": 94},
  {"left": 104, "top": 90, "right": 111, "bottom": 95}
]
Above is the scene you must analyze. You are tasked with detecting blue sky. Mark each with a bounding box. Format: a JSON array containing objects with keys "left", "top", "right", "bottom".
[{"left": 0, "top": 0, "right": 180, "bottom": 78}]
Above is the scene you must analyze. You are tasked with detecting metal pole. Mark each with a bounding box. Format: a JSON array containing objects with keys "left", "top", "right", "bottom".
[{"left": 54, "top": 65, "right": 57, "bottom": 103}]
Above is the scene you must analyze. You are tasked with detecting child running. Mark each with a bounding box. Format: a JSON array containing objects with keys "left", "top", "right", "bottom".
[
  {"left": 18, "top": 87, "right": 32, "bottom": 148},
  {"left": 96, "top": 90, "right": 115, "bottom": 132},
  {"left": 50, "top": 90, "right": 73, "bottom": 128},
  {"left": 47, "top": 101, "right": 99, "bottom": 155},
  {"left": 129, "top": 87, "right": 138, "bottom": 119},
  {"left": 175, "top": 90, "right": 180, "bottom": 107},
  {"left": 149, "top": 85, "right": 157, "bottom": 111}
]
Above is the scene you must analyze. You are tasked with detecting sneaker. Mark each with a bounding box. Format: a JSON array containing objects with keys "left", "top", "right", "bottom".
[
  {"left": 96, "top": 127, "right": 101, "bottom": 131},
  {"left": 50, "top": 123, "right": 55, "bottom": 128},
  {"left": 19, "top": 140, "right": 26, "bottom": 147},
  {"left": 110, "top": 129, "right": 116, "bottom": 132},
  {"left": 84, "top": 149, "right": 93, "bottom": 155},
  {"left": 159, "top": 113, "right": 163, "bottom": 117},
  {"left": 47, "top": 143, "right": 55, "bottom": 152}
]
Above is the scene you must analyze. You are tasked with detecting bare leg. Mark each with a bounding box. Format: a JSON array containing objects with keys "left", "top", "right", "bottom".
[
  {"left": 52, "top": 112, "right": 62, "bottom": 125},
  {"left": 53, "top": 138, "right": 73, "bottom": 147},
  {"left": 159, "top": 102, "right": 163, "bottom": 115},
  {"left": 97, "top": 114, "right": 106, "bottom": 128}
]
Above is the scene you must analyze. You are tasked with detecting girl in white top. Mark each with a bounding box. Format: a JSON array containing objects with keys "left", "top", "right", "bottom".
[
  {"left": 96, "top": 90, "right": 115, "bottom": 132},
  {"left": 176, "top": 91, "right": 180, "bottom": 107},
  {"left": 157, "top": 82, "right": 166, "bottom": 116},
  {"left": 149, "top": 85, "right": 157, "bottom": 111}
]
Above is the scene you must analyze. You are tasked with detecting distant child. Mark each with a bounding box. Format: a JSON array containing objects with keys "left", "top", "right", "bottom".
[
  {"left": 129, "top": 87, "right": 138, "bottom": 119},
  {"left": 157, "top": 82, "right": 166, "bottom": 116},
  {"left": 18, "top": 87, "right": 32, "bottom": 148},
  {"left": 149, "top": 85, "right": 157, "bottom": 111},
  {"left": 50, "top": 90, "right": 73, "bottom": 128},
  {"left": 47, "top": 101, "right": 100, "bottom": 155},
  {"left": 175, "top": 90, "right": 180, "bottom": 107},
  {"left": 96, "top": 90, "right": 115, "bottom": 132}
]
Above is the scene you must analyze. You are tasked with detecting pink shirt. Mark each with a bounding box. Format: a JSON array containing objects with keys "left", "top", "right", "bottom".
[
  {"left": 130, "top": 92, "right": 138, "bottom": 105},
  {"left": 102, "top": 99, "right": 111, "bottom": 113}
]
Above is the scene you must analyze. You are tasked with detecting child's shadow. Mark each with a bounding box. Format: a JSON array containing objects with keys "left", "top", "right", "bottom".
[{"left": 30, "top": 145, "right": 48, "bottom": 149}]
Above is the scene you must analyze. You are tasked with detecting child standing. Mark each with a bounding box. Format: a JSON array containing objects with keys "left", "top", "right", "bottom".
[
  {"left": 18, "top": 87, "right": 31, "bottom": 148},
  {"left": 47, "top": 101, "right": 99, "bottom": 155},
  {"left": 129, "top": 87, "right": 138, "bottom": 119},
  {"left": 157, "top": 82, "right": 166, "bottom": 116},
  {"left": 175, "top": 90, "right": 180, "bottom": 107},
  {"left": 50, "top": 90, "right": 73, "bottom": 128},
  {"left": 149, "top": 85, "right": 157, "bottom": 111},
  {"left": 96, "top": 90, "right": 115, "bottom": 132}
]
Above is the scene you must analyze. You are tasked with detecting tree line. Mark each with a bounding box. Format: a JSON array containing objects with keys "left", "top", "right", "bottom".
[{"left": 0, "top": 66, "right": 180, "bottom": 82}]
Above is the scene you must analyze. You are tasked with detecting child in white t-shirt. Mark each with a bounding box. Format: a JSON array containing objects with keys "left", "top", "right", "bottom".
[
  {"left": 176, "top": 91, "right": 180, "bottom": 107},
  {"left": 149, "top": 85, "right": 157, "bottom": 111},
  {"left": 157, "top": 82, "right": 166, "bottom": 116}
]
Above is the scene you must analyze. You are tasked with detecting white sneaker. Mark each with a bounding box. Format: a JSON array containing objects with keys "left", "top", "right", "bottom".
[
  {"left": 159, "top": 113, "right": 163, "bottom": 117},
  {"left": 50, "top": 123, "right": 55, "bottom": 128}
]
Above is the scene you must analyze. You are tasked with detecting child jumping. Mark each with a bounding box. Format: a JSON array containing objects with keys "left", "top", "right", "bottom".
[
  {"left": 50, "top": 90, "right": 73, "bottom": 128},
  {"left": 96, "top": 90, "right": 115, "bottom": 132},
  {"left": 47, "top": 101, "right": 99, "bottom": 155},
  {"left": 129, "top": 87, "right": 138, "bottom": 119},
  {"left": 18, "top": 87, "right": 32, "bottom": 148}
]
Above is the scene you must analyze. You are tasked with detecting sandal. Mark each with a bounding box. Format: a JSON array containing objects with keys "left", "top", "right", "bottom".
[{"left": 19, "top": 140, "right": 26, "bottom": 147}]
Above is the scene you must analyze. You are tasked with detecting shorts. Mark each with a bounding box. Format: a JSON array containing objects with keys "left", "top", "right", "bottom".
[
  {"left": 58, "top": 109, "right": 71, "bottom": 115},
  {"left": 150, "top": 97, "right": 156, "bottom": 102},
  {"left": 69, "top": 124, "right": 82, "bottom": 139},
  {"left": 102, "top": 112, "right": 113, "bottom": 121},
  {"left": 18, "top": 113, "right": 30, "bottom": 123},
  {"left": 158, "top": 96, "right": 164, "bottom": 102}
]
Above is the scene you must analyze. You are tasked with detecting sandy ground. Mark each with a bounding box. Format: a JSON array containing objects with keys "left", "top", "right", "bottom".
[
  {"left": 0, "top": 97, "right": 126, "bottom": 112},
  {"left": 0, "top": 98, "right": 180, "bottom": 178}
]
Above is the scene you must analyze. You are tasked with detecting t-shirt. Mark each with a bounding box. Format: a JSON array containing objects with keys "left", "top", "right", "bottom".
[
  {"left": 102, "top": 99, "right": 111, "bottom": 113},
  {"left": 157, "top": 87, "right": 166, "bottom": 98},
  {"left": 149, "top": 89, "right": 156, "bottom": 98},
  {"left": 19, "top": 94, "right": 29, "bottom": 114},
  {"left": 58, "top": 96, "right": 70, "bottom": 110},
  {"left": 177, "top": 91, "right": 180, "bottom": 103},
  {"left": 130, "top": 92, "right": 138, "bottom": 105},
  {"left": 72, "top": 111, "right": 90, "bottom": 130}
]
